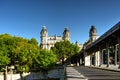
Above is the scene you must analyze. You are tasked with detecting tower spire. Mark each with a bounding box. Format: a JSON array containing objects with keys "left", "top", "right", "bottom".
[
  {"left": 89, "top": 25, "right": 98, "bottom": 42},
  {"left": 63, "top": 27, "right": 70, "bottom": 41}
]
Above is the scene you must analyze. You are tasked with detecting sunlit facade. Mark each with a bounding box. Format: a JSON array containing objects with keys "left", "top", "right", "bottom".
[{"left": 40, "top": 26, "right": 70, "bottom": 50}]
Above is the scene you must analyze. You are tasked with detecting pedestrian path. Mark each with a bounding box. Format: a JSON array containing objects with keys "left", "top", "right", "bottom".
[
  {"left": 74, "top": 66, "right": 120, "bottom": 80},
  {"left": 66, "top": 67, "right": 87, "bottom": 80},
  {"left": 87, "top": 65, "right": 120, "bottom": 72}
]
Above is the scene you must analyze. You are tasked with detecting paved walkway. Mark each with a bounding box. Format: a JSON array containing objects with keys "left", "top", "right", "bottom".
[
  {"left": 74, "top": 66, "right": 120, "bottom": 80},
  {"left": 66, "top": 66, "right": 120, "bottom": 80},
  {"left": 87, "top": 65, "right": 120, "bottom": 72},
  {"left": 66, "top": 67, "right": 87, "bottom": 80}
]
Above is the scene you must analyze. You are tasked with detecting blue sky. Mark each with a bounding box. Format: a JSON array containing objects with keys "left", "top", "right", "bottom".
[{"left": 0, "top": 0, "right": 120, "bottom": 44}]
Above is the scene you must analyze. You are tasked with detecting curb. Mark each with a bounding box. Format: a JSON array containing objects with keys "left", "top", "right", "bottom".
[{"left": 86, "top": 66, "right": 120, "bottom": 72}]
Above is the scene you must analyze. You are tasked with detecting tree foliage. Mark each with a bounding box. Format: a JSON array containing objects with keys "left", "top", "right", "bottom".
[
  {"left": 0, "top": 34, "right": 11, "bottom": 68},
  {"left": 51, "top": 40, "right": 80, "bottom": 64},
  {"left": 35, "top": 49, "right": 56, "bottom": 68},
  {"left": 0, "top": 34, "right": 56, "bottom": 73},
  {"left": 0, "top": 34, "right": 33, "bottom": 71}
]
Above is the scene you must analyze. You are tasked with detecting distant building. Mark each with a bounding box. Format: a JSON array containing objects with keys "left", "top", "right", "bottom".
[
  {"left": 84, "top": 25, "right": 98, "bottom": 48},
  {"left": 40, "top": 26, "right": 70, "bottom": 50},
  {"left": 80, "top": 25, "right": 99, "bottom": 65},
  {"left": 75, "top": 41, "right": 83, "bottom": 51}
]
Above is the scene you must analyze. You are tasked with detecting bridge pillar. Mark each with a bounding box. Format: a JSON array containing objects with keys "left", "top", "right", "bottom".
[
  {"left": 114, "top": 44, "right": 118, "bottom": 65},
  {"left": 90, "top": 55, "right": 92, "bottom": 66},
  {"left": 118, "top": 37, "right": 120, "bottom": 68},
  {"left": 96, "top": 51, "right": 100, "bottom": 66},
  {"left": 84, "top": 52, "right": 91, "bottom": 66},
  {"left": 93, "top": 51, "right": 100, "bottom": 66},
  {"left": 85, "top": 55, "right": 91, "bottom": 66},
  {"left": 94, "top": 52, "right": 96, "bottom": 66},
  {"left": 79, "top": 57, "right": 82, "bottom": 65},
  {"left": 99, "top": 49, "right": 103, "bottom": 67},
  {"left": 106, "top": 43, "right": 110, "bottom": 67}
]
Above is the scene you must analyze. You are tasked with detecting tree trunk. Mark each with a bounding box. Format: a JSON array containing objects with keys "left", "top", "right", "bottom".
[
  {"left": 42, "top": 68, "right": 48, "bottom": 79},
  {"left": 4, "top": 66, "right": 7, "bottom": 80},
  {"left": 20, "top": 72, "right": 24, "bottom": 80},
  {"left": 62, "top": 58, "right": 64, "bottom": 65}
]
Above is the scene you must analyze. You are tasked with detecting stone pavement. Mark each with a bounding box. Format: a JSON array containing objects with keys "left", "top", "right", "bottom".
[
  {"left": 87, "top": 65, "right": 120, "bottom": 72},
  {"left": 66, "top": 66, "right": 120, "bottom": 80},
  {"left": 66, "top": 67, "right": 87, "bottom": 80},
  {"left": 74, "top": 66, "right": 120, "bottom": 80}
]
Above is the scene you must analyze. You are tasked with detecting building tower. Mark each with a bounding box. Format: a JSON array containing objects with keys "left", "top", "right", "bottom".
[
  {"left": 89, "top": 25, "right": 98, "bottom": 42},
  {"left": 40, "top": 26, "right": 70, "bottom": 50},
  {"left": 63, "top": 27, "right": 70, "bottom": 41},
  {"left": 40, "top": 26, "right": 48, "bottom": 49}
]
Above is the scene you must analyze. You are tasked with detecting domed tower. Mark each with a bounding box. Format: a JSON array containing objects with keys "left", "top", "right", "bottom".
[
  {"left": 40, "top": 26, "right": 48, "bottom": 37},
  {"left": 89, "top": 25, "right": 98, "bottom": 42},
  {"left": 63, "top": 27, "right": 70, "bottom": 41},
  {"left": 40, "top": 26, "right": 48, "bottom": 49}
]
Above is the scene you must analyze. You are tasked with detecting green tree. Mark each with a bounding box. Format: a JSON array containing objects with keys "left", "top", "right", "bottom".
[
  {"left": 16, "top": 37, "right": 39, "bottom": 72},
  {"left": 35, "top": 49, "right": 56, "bottom": 68},
  {"left": 34, "top": 49, "right": 56, "bottom": 78},
  {"left": 0, "top": 34, "right": 12, "bottom": 80},
  {"left": 51, "top": 40, "right": 80, "bottom": 64},
  {"left": 0, "top": 33, "right": 60, "bottom": 80},
  {"left": 0, "top": 34, "right": 40, "bottom": 80}
]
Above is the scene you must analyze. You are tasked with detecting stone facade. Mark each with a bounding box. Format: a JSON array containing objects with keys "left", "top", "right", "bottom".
[
  {"left": 82, "top": 22, "right": 120, "bottom": 68},
  {"left": 84, "top": 25, "right": 98, "bottom": 48},
  {"left": 83, "top": 25, "right": 99, "bottom": 66},
  {"left": 0, "top": 68, "right": 64, "bottom": 80},
  {"left": 40, "top": 26, "right": 70, "bottom": 50}
]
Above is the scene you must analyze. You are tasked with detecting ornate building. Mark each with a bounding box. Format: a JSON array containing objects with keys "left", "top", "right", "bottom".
[
  {"left": 89, "top": 25, "right": 98, "bottom": 42},
  {"left": 84, "top": 25, "right": 98, "bottom": 48},
  {"left": 80, "top": 25, "right": 98, "bottom": 65},
  {"left": 80, "top": 22, "right": 120, "bottom": 68},
  {"left": 40, "top": 26, "right": 70, "bottom": 50}
]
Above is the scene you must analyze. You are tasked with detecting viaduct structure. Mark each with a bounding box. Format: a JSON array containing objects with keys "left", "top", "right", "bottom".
[{"left": 80, "top": 22, "right": 120, "bottom": 68}]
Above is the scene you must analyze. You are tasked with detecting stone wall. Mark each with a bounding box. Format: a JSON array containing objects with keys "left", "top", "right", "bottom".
[{"left": 0, "top": 68, "right": 64, "bottom": 80}]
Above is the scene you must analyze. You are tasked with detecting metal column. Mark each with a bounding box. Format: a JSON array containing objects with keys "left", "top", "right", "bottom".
[
  {"left": 114, "top": 45, "right": 117, "bottom": 65},
  {"left": 106, "top": 43, "right": 110, "bottom": 67},
  {"left": 99, "top": 48, "right": 103, "bottom": 67},
  {"left": 118, "top": 37, "right": 120, "bottom": 68}
]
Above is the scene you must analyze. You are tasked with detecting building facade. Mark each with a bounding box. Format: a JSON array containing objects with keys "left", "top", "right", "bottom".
[
  {"left": 40, "top": 26, "right": 70, "bottom": 50},
  {"left": 80, "top": 25, "right": 99, "bottom": 66},
  {"left": 84, "top": 25, "right": 99, "bottom": 66},
  {"left": 84, "top": 25, "right": 98, "bottom": 48},
  {"left": 80, "top": 22, "right": 120, "bottom": 68}
]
